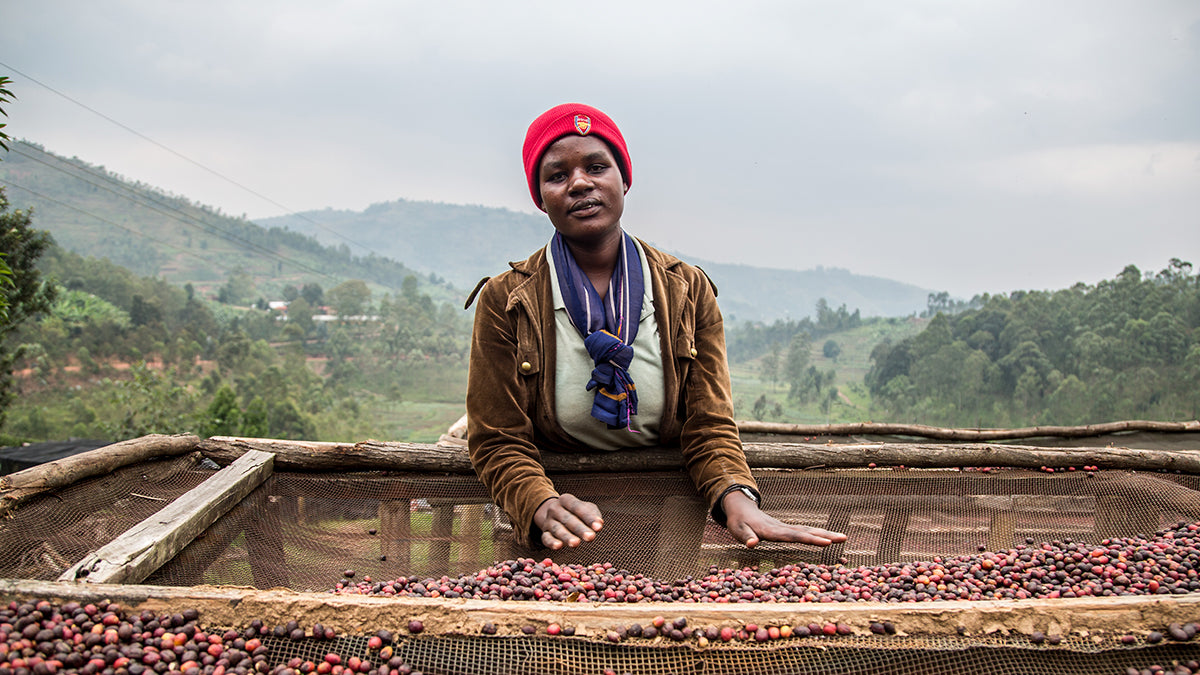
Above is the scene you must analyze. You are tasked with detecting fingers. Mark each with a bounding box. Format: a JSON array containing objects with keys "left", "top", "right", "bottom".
[
  {"left": 558, "top": 493, "right": 604, "bottom": 531},
  {"left": 536, "top": 494, "right": 603, "bottom": 550},
  {"left": 729, "top": 510, "right": 848, "bottom": 548},
  {"left": 727, "top": 520, "right": 761, "bottom": 549}
]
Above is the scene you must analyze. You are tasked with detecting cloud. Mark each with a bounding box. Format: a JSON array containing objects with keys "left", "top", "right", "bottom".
[{"left": 3, "top": 0, "right": 1198, "bottom": 298}]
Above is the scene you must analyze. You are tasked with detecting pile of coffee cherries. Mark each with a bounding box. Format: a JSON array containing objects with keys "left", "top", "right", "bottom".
[
  {"left": 333, "top": 521, "right": 1200, "bottom": 605},
  {"left": 0, "top": 601, "right": 422, "bottom": 675}
]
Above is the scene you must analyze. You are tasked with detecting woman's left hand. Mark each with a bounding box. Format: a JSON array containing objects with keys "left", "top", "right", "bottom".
[{"left": 722, "top": 489, "right": 848, "bottom": 548}]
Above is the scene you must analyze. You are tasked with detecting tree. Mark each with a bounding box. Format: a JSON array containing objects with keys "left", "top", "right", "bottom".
[
  {"left": 201, "top": 385, "right": 242, "bottom": 437},
  {"left": 783, "top": 331, "right": 811, "bottom": 399},
  {"left": 327, "top": 280, "right": 371, "bottom": 318},
  {"left": 217, "top": 268, "right": 255, "bottom": 305},
  {"left": 0, "top": 189, "right": 57, "bottom": 430},
  {"left": 300, "top": 282, "right": 324, "bottom": 307},
  {"left": 99, "top": 362, "right": 198, "bottom": 439},
  {"left": 752, "top": 394, "right": 769, "bottom": 421},
  {"left": 242, "top": 396, "right": 270, "bottom": 437},
  {"left": 286, "top": 296, "right": 315, "bottom": 335},
  {"left": 822, "top": 339, "right": 841, "bottom": 362},
  {"left": 0, "top": 256, "right": 11, "bottom": 320},
  {"left": 760, "top": 342, "right": 781, "bottom": 389}
]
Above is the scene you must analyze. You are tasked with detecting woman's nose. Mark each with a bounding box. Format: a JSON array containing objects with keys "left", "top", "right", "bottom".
[{"left": 568, "top": 169, "right": 594, "bottom": 191}]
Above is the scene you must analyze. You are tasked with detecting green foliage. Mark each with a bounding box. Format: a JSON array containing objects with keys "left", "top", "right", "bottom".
[
  {"left": 782, "top": 332, "right": 811, "bottom": 397},
  {"left": 0, "top": 255, "right": 12, "bottom": 321},
  {"left": 98, "top": 362, "right": 199, "bottom": 438},
  {"left": 201, "top": 385, "right": 242, "bottom": 437},
  {"left": 822, "top": 339, "right": 841, "bottom": 362},
  {"left": 326, "top": 279, "right": 372, "bottom": 317},
  {"left": 217, "top": 268, "right": 256, "bottom": 305},
  {"left": 50, "top": 288, "right": 131, "bottom": 328},
  {"left": 0, "top": 142, "right": 451, "bottom": 307},
  {"left": 0, "top": 76, "right": 12, "bottom": 152},
  {"left": 0, "top": 189, "right": 57, "bottom": 429},
  {"left": 726, "top": 297, "right": 862, "bottom": 363},
  {"left": 867, "top": 259, "right": 1200, "bottom": 425},
  {"left": 7, "top": 238, "right": 470, "bottom": 444}
]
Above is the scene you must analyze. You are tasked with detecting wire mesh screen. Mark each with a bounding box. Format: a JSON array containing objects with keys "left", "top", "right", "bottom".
[
  {"left": 4, "top": 450, "right": 1200, "bottom": 675},
  {"left": 148, "top": 466, "right": 1200, "bottom": 591},
  {"left": 4, "top": 454, "right": 1199, "bottom": 592},
  {"left": 0, "top": 454, "right": 211, "bottom": 580},
  {"left": 254, "top": 633, "right": 1200, "bottom": 675}
]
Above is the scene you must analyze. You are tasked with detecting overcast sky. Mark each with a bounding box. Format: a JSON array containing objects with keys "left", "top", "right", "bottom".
[{"left": 3, "top": 0, "right": 1198, "bottom": 298}]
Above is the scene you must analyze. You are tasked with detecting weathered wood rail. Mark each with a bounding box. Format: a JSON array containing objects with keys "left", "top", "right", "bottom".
[
  {"left": 737, "top": 419, "right": 1200, "bottom": 440},
  {"left": 197, "top": 436, "right": 1200, "bottom": 474},
  {"left": 3, "top": 431, "right": 1198, "bottom": 516}
]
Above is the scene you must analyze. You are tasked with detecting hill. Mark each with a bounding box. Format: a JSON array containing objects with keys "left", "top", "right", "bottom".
[
  {"left": 0, "top": 141, "right": 452, "bottom": 304},
  {"left": 259, "top": 201, "right": 935, "bottom": 322},
  {"left": 2, "top": 139, "right": 933, "bottom": 321}
]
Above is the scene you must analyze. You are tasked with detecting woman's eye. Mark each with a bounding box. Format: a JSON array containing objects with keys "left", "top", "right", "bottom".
[{"left": 589, "top": 164, "right": 608, "bottom": 173}]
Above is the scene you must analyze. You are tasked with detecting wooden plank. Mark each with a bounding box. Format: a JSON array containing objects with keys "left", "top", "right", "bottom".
[
  {"left": 0, "top": 434, "right": 200, "bottom": 518},
  {"left": 198, "top": 436, "right": 1200, "bottom": 474},
  {"left": 59, "top": 450, "right": 274, "bottom": 584},
  {"left": 4, "top": 578, "right": 1200, "bottom": 639}
]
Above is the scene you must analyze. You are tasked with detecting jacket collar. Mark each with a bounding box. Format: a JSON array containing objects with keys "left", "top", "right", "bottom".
[{"left": 508, "top": 237, "right": 684, "bottom": 277}]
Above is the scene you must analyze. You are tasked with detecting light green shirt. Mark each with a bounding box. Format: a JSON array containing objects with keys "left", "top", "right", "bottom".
[{"left": 547, "top": 237, "right": 664, "bottom": 450}]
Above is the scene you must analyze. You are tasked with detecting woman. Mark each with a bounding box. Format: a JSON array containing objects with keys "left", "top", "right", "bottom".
[{"left": 466, "top": 103, "right": 846, "bottom": 552}]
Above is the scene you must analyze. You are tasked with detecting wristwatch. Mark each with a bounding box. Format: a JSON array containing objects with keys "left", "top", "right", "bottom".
[{"left": 727, "top": 485, "right": 760, "bottom": 506}]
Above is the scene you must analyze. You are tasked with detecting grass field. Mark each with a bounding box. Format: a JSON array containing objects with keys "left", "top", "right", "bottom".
[{"left": 729, "top": 318, "right": 925, "bottom": 424}]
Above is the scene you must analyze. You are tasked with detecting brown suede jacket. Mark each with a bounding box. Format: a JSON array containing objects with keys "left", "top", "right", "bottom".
[{"left": 465, "top": 238, "right": 759, "bottom": 547}]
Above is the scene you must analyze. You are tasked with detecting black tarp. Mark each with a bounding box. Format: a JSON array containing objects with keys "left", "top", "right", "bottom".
[{"left": 0, "top": 439, "right": 111, "bottom": 475}]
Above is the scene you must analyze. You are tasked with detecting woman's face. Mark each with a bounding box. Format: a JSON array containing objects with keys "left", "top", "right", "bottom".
[{"left": 538, "top": 134, "right": 627, "bottom": 250}]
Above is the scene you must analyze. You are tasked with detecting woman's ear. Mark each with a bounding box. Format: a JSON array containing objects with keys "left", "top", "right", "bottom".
[{"left": 623, "top": 183, "right": 630, "bottom": 194}]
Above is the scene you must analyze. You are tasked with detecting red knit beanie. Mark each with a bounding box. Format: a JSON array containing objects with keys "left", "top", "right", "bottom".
[{"left": 522, "top": 103, "right": 632, "bottom": 208}]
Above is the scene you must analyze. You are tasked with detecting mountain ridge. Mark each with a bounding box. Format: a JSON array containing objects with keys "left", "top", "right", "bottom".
[
  {"left": 259, "top": 198, "right": 934, "bottom": 322},
  {"left": 2, "top": 140, "right": 933, "bottom": 320}
]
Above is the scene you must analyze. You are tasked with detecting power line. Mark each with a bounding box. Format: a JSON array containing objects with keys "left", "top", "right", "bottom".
[
  {"left": 0, "top": 176, "right": 238, "bottom": 278},
  {"left": 0, "top": 60, "right": 380, "bottom": 256},
  {"left": 7, "top": 141, "right": 345, "bottom": 285}
]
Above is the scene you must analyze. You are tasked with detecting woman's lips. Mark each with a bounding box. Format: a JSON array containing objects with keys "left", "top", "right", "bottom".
[{"left": 569, "top": 199, "right": 602, "bottom": 216}]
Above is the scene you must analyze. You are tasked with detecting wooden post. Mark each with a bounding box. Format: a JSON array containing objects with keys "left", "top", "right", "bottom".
[
  {"left": 459, "top": 504, "right": 484, "bottom": 572},
  {"left": 379, "top": 501, "right": 412, "bottom": 572},
  {"left": 60, "top": 450, "right": 274, "bottom": 584},
  {"left": 429, "top": 504, "right": 456, "bottom": 576}
]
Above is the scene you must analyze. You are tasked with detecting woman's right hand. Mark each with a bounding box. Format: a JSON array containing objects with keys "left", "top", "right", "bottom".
[{"left": 534, "top": 493, "right": 604, "bottom": 549}]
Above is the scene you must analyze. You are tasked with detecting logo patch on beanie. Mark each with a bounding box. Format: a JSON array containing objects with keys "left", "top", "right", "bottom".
[{"left": 573, "top": 114, "right": 592, "bottom": 135}]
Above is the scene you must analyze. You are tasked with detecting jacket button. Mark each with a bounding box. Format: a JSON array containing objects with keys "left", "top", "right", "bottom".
[
  {"left": 689, "top": 347, "right": 698, "bottom": 357},
  {"left": 520, "top": 361, "right": 532, "bottom": 373}
]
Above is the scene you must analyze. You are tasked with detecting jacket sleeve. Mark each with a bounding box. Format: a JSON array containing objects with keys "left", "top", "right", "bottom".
[
  {"left": 676, "top": 268, "right": 759, "bottom": 525},
  {"left": 466, "top": 278, "right": 558, "bottom": 547}
]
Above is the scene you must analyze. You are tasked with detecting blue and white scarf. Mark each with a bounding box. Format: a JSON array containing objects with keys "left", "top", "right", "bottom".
[{"left": 550, "top": 230, "right": 644, "bottom": 430}]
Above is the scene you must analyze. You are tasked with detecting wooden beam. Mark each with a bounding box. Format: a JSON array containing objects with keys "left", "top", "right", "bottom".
[
  {"left": 59, "top": 450, "right": 274, "bottom": 585},
  {"left": 4, "top": 578, "right": 1200, "bottom": 639},
  {"left": 198, "top": 436, "right": 1200, "bottom": 474},
  {"left": 736, "top": 419, "right": 1200, "bottom": 440},
  {"left": 0, "top": 434, "right": 200, "bottom": 518}
]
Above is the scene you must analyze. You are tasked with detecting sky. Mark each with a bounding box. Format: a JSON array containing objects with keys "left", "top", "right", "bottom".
[{"left": 2, "top": 0, "right": 1198, "bottom": 299}]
